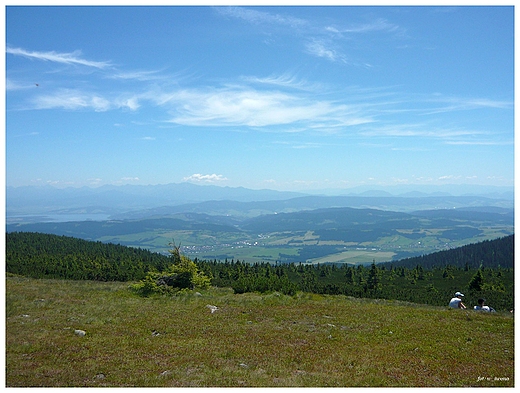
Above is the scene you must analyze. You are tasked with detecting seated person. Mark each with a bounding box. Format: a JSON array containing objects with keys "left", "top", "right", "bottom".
[
  {"left": 449, "top": 291, "right": 467, "bottom": 309},
  {"left": 474, "top": 298, "right": 495, "bottom": 312}
]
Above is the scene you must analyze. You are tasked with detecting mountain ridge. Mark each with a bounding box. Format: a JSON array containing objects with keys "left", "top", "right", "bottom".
[{"left": 7, "top": 188, "right": 514, "bottom": 222}]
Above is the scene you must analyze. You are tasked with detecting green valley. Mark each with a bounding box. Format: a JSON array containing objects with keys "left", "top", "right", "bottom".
[{"left": 7, "top": 205, "right": 513, "bottom": 265}]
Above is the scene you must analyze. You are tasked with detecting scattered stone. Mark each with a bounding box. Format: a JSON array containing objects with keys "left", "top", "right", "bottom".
[
  {"left": 152, "top": 330, "right": 161, "bottom": 336},
  {"left": 95, "top": 373, "right": 105, "bottom": 380},
  {"left": 74, "top": 329, "right": 86, "bottom": 337},
  {"left": 160, "top": 370, "right": 171, "bottom": 376},
  {"left": 206, "top": 305, "right": 218, "bottom": 313},
  {"left": 21, "top": 314, "right": 30, "bottom": 318},
  {"left": 194, "top": 292, "right": 202, "bottom": 296},
  {"left": 239, "top": 363, "right": 248, "bottom": 368}
]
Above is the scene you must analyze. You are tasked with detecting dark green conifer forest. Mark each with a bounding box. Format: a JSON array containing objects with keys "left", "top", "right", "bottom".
[
  {"left": 6, "top": 232, "right": 170, "bottom": 281},
  {"left": 6, "top": 232, "right": 514, "bottom": 311}
]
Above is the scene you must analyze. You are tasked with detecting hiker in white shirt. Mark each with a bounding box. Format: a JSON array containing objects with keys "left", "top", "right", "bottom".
[
  {"left": 449, "top": 291, "right": 467, "bottom": 309},
  {"left": 474, "top": 298, "right": 495, "bottom": 312}
]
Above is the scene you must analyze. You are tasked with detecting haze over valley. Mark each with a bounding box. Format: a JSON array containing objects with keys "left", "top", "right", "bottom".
[{"left": 6, "top": 183, "right": 514, "bottom": 265}]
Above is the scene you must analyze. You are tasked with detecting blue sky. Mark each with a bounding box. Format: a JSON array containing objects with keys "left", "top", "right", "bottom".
[{"left": 5, "top": 5, "right": 514, "bottom": 191}]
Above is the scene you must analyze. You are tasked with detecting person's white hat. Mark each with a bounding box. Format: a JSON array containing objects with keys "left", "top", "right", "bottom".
[{"left": 455, "top": 291, "right": 464, "bottom": 297}]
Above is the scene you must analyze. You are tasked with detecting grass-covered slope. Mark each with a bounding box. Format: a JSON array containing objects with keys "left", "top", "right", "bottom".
[
  {"left": 5, "top": 277, "right": 513, "bottom": 387},
  {"left": 6, "top": 232, "right": 514, "bottom": 311}
]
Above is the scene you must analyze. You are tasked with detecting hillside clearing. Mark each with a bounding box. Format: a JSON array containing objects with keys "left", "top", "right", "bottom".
[{"left": 5, "top": 277, "right": 514, "bottom": 387}]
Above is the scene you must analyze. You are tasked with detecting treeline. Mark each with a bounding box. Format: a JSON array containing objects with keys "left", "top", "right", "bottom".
[
  {"left": 6, "top": 232, "right": 514, "bottom": 310},
  {"left": 196, "top": 259, "right": 514, "bottom": 311},
  {"left": 6, "top": 232, "right": 170, "bottom": 281},
  {"left": 381, "top": 235, "right": 514, "bottom": 269}
]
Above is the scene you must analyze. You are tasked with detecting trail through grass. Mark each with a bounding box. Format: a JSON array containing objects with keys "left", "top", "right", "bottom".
[{"left": 5, "top": 277, "right": 514, "bottom": 387}]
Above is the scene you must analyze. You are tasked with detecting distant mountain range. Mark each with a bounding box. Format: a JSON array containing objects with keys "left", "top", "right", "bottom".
[
  {"left": 6, "top": 183, "right": 304, "bottom": 217},
  {"left": 6, "top": 182, "right": 514, "bottom": 222}
]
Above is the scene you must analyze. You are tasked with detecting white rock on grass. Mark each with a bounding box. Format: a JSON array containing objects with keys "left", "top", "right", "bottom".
[
  {"left": 206, "top": 305, "right": 218, "bottom": 313},
  {"left": 74, "top": 329, "right": 86, "bottom": 337}
]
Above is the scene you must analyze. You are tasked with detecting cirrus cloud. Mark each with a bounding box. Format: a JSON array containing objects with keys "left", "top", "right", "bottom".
[
  {"left": 153, "top": 86, "right": 373, "bottom": 129},
  {"left": 31, "top": 89, "right": 139, "bottom": 112},
  {"left": 6, "top": 46, "right": 111, "bottom": 69}
]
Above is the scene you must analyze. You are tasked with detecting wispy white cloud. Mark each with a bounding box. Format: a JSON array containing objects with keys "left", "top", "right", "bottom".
[
  {"left": 241, "top": 73, "right": 321, "bottom": 91},
  {"left": 153, "top": 86, "right": 373, "bottom": 129},
  {"left": 110, "top": 69, "right": 165, "bottom": 81},
  {"left": 360, "top": 124, "right": 481, "bottom": 139},
  {"left": 445, "top": 140, "right": 513, "bottom": 146},
  {"left": 360, "top": 122, "right": 513, "bottom": 147},
  {"left": 32, "top": 89, "right": 112, "bottom": 111},
  {"left": 6, "top": 78, "right": 36, "bottom": 91},
  {"left": 31, "top": 89, "right": 139, "bottom": 112},
  {"left": 6, "top": 42, "right": 510, "bottom": 150},
  {"left": 422, "top": 96, "right": 513, "bottom": 115},
  {"left": 215, "top": 8, "right": 404, "bottom": 66},
  {"left": 326, "top": 18, "right": 402, "bottom": 35},
  {"left": 118, "top": 96, "right": 140, "bottom": 111},
  {"left": 6, "top": 47, "right": 111, "bottom": 69},
  {"left": 305, "top": 39, "right": 345, "bottom": 63},
  {"left": 272, "top": 140, "right": 329, "bottom": 149},
  {"left": 215, "top": 6, "right": 306, "bottom": 29},
  {"left": 290, "top": 142, "right": 325, "bottom": 149},
  {"left": 183, "top": 173, "right": 228, "bottom": 183}
]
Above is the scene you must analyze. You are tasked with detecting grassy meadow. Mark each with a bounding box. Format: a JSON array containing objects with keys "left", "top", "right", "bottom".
[{"left": 5, "top": 276, "right": 514, "bottom": 387}]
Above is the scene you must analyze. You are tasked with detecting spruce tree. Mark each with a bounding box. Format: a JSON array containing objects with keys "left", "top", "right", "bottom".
[{"left": 468, "top": 269, "right": 484, "bottom": 291}]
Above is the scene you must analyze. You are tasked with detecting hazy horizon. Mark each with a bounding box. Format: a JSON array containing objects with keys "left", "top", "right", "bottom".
[{"left": 6, "top": 180, "right": 514, "bottom": 198}]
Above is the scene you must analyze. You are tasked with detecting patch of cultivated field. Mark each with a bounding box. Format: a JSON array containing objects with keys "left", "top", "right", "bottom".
[
  {"left": 73, "top": 223, "right": 515, "bottom": 265},
  {"left": 309, "top": 250, "right": 396, "bottom": 264}
]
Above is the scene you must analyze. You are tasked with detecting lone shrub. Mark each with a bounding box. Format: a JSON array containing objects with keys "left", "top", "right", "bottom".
[{"left": 130, "top": 241, "right": 210, "bottom": 296}]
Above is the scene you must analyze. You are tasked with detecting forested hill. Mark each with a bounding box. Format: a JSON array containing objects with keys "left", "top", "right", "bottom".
[
  {"left": 7, "top": 232, "right": 513, "bottom": 280},
  {"left": 6, "top": 232, "right": 514, "bottom": 310},
  {"left": 380, "top": 235, "right": 514, "bottom": 270},
  {"left": 6, "top": 232, "right": 171, "bottom": 281}
]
